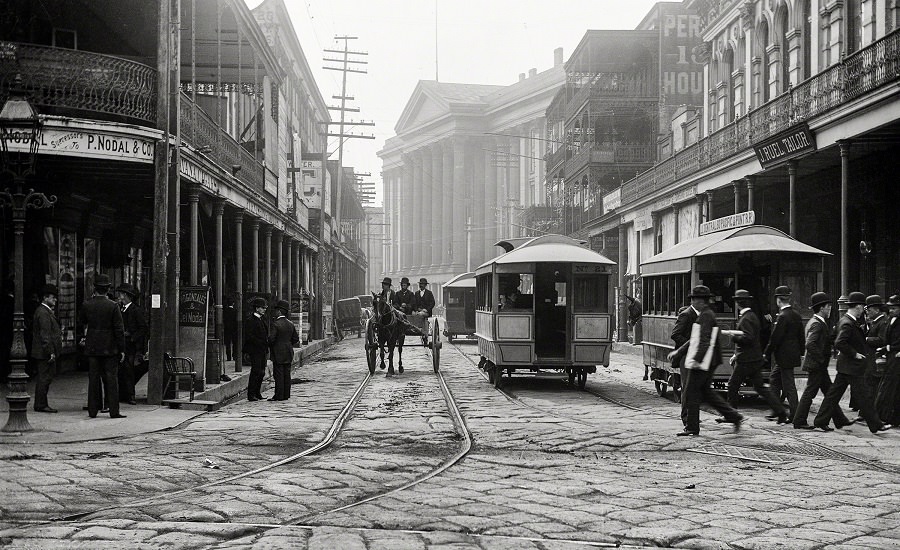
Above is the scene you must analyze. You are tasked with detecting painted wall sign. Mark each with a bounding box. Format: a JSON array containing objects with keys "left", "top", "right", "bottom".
[
  {"left": 177, "top": 285, "right": 210, "bottom": 392},
  {"left": 653, "top": 185, "right": 696, "bottom": 212},
  {"left": 633, "top": 208, "right": 653, "bottom": 232},
  {"left": 179, "top": 158, "right": 219, "bottom": 193},
  {"left": 752, "top": 122, "right": 816, "bottom": 168},
  {"left": 7, "top": 127, "right": 155, "bottom": 163},
  {"left": 699, "top": 210, "right": 756, "bottom": 236},
  {"left": 603, "top": 188, "right": 621, "bottom": 212}
]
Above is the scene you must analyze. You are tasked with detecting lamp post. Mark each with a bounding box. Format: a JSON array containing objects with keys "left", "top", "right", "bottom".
[{"left": 0, "top": 79, "right": 56, "bottom": 432}]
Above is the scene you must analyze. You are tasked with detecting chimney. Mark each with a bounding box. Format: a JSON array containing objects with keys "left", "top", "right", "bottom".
[
  {"left": 528, "top": 68, "right": 537, "bottom": 77},
  {"left": 554, "top": 47, "right": 564, "bottom": 67},
  {"left": 519, "top": 72, "right": 526, "bottom": 81}
]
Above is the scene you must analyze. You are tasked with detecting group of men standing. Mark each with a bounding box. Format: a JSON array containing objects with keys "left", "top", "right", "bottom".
[
  {"left": 243, "top": 298, "right": 300, "bottom": 403},
  {"left": 668, "top": 284, "right": 898, "bottom": 436},
  {"left": 378, "top": 276, "right": 435, "bottom": 318}
]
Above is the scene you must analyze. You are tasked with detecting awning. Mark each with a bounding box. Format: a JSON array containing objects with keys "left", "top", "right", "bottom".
[
  {"left": 444, "top": 272, "right": 476, "bottom": 288},
  {"left": 479, "top": 234, "right": 615, "bottom": 271}
]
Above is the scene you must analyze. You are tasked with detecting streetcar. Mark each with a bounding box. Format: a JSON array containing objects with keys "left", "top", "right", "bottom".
[
  {"left": 474, "top": 234, "right": 616, "bottom": 389},
  {"left": 442, "top": 271, "right": 476, "bottom": 342},
  {"left": 640, "top": 223, "right": 831, "bottom": 399}
]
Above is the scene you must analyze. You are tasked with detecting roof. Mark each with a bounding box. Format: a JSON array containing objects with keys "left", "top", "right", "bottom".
[
  {"left": 641, "top": 226, "right": 831, "bottom": 274},
  {"left": 477, "top": 234, "right": 615, "bottom": 272},
  {"left": 444, "top": 272, "right": 476, "bottom": 288}
]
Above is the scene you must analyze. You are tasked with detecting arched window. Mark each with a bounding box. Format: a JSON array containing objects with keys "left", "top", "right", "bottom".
[
  {"left": 775, "top": 6, "right": 790, "bottom": 89},
  {"left": 722, "top": 47, "right": 734, "bottom": 122},
  {"left": 847, "top": 0, "right": 861, "bottom": 54},
  {"left": 802, "top": 0, "right": 812, "bottom": 79},
  {"left": 758, "top": 20, "right": 770, "bottom": 103}
]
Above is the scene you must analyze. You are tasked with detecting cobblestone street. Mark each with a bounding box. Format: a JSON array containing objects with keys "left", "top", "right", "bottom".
[{"left": 1, "top": 338, "right": 899, "bottom": 549}]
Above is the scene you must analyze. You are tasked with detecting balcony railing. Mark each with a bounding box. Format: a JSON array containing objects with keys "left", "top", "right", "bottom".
[
  {"left": 564, "top": 72, "right": 654, "bottom": 120},
  {"left": 620, "top": 28, "right": 900, "bottom": 206},
  {"left": 180, "top": 94, "right": 266, "bottom": 196},
  {"left": 566, "top": 143, "right": 654, "bottom": 176},
  {"left": 0, "top": 41, "right": 157, "bottom": 124}
]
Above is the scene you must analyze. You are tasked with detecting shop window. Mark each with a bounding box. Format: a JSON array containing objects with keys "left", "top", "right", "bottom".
[{"left": 573, "top": 275, "right": 608, "bottom": 312}]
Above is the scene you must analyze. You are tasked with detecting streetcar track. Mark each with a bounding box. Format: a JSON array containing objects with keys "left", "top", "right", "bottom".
[{"left": 452, "top": 343, "right": 900, "bottom": 474}]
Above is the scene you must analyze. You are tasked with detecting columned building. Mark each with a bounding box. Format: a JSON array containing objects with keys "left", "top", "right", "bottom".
[{"left": 379, "top": 51, "right": 565, "bottom": 299}]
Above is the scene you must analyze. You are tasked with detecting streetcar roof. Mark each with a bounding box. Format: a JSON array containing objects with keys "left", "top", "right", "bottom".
[
  {"left": 495, "top": 236, "right": 587, "bottom": 252},
  {"left": 642, "top": 225, "right": 831, "bottom": 274},
  {"left": 444, "top": 272, "right": 476, "bottom": 288},
  {"left": 477, "top": 234, "right": 615, "bottom": 273}
]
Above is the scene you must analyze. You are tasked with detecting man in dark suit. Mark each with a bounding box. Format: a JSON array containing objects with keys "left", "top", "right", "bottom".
[
  {"left": 80, "top": 274, "right": 126, "bottom": 418},
  {"left": 793, "top": 292, "right": 849, "bottom": 429},
  {"left": 668, "top": 285, "right": 742, "bottom": 436},
  {"left": 378, "top": 277, "right": 395, "bottom": 306},
  {"left": 764, "top": 285, "right": 804, "bottom": 418},
  {"left": 726, "top": 289, "right": 787, "bottom": 422},
  {"left": 875, "top": 295, "right": 900, "bottom": 425},
  {"left": 243, "top": 297, "right": 269, "bottom": 401},
  {"left": 671, "top": 300, "right": 699, "bottom": 426},
  {"left": 814, "top": 292, "right": 891, "bottom": 433},
  {"left": 393, "top": 277, "right": 417, "bottom": 315},
  {"left": 415, "top": 278, "right": 436, "bottom": 317},
  {"left": 861, "top": 295, "right": 889, "bottom": 421},
  {"left": 268, "top": 299, "right": 299, "bottom": 401},
  {"left": 116, "top": 283, "right": 147, "bottom": 405},
  {"left": 31, "top": 284, "right": 62, "bottom": 413}
]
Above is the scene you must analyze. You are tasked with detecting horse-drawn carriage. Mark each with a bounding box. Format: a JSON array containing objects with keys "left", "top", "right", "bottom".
[
  {"left": 364, "top": 293, "right": 441, "bottom": 376},
  {"left": 335, "top": 296, "right": 364, "bottom": 337}
]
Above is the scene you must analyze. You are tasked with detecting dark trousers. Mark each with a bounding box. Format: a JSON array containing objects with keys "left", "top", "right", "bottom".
[
  {"left": 769, "top": 363, "right": 799, "bottom": 416},
  {"left": 728, "top": 360, "right": 786, "bottom": 416},
  {"left": 273, "top": 362, "right": 291, "bottom": 400},
  {"left": 88, "top": 356, "right": 119, "bottom": 417},
  {"left": 794, "top": 368, "right": 849, "bottom": 427},
  {"left": 815, "top": 372, "right": 883, "bottom": 432},
  {"left": 248, "top": 351, "right": 266, "bottom": 399},
  {"left": 118, "top": 352, "right": 140, "bottom": 402},
  {"left": 876, "top": 365, "right": 900, "bottom": 424},
  {"left": 33, "top": 358, "right": 56, "bottom": 410},
  {"left": 683, "top": 368, "right": 741, "bottom": 433},
  {"left": 679, "top": 365, "right": 688, "bottom": 426}
]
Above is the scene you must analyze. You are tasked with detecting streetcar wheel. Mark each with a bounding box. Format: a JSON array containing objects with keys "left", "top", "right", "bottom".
[
  {"left": 654, "top": 380, "right": 668, "bottom": 397},
  {"left": 432, "top": 320, "right": 441, "bottom": 373},
  {"left": 493, "top": 366, "right": 503, "bottom": 389},
  {"left": 577, "top": 369, "right": 587, "bottom": 390}
]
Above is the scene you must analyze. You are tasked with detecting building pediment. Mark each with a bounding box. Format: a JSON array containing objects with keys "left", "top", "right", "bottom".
[{"left": 394, "top": 81, "right": 502, "bottom": 134}]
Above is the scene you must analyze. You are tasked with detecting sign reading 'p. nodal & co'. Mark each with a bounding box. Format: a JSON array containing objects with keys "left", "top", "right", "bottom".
[{"left": 752, "top": 122, "right": 816, "bottom": 169}]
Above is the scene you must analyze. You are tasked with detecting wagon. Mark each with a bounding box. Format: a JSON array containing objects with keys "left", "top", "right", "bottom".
[
  {"left": 364, "top": 298, "right": 442, "bottom": 375},
  {"left": 475, "top": 234, "right": 616, "bottom": 389},
  {"left": 335, "top": 296, "right": 363, "bottom": 337},
  {"left": 442, "top": 271, "right": 476, "bottom": 342}
]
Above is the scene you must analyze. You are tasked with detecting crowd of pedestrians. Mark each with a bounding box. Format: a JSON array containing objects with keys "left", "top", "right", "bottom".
[{"left": 667, "top": 284, "right": 898, "bottom": 436}]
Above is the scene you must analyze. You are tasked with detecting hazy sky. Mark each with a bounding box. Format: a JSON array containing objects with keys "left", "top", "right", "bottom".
[{"left": 254, "top": 0, "right": 662, "bottom": 205}]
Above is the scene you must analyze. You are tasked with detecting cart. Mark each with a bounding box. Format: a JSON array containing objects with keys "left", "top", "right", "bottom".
[{"left": 335, "top": 297, "right": 363, "bottom": 337}]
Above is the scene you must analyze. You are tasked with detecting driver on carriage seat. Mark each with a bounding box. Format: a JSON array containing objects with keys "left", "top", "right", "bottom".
[
  {"left": 379, "top": 277, "right": 395, "bottom": 305},
  {"left": 415, "top": 278, "right": 435, "bottom": 317},
  {"left": 393, "top": 277, "right": 417, "bottom": 315}
]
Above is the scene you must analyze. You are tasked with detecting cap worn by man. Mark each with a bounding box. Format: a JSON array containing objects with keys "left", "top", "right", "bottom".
[
  {"left": 400, "top": 277, "right": 410, "bottom": 285},
  {"left": 275, "top": 299, "right": 291, "bottom": 313},
  {"left": 733, "top": 289, "right": 753, "bottom": 300},
  {"left": 774, "top": 285, "right": 792, "bottom": 297},
  {"left": 419, "top": 278, "right": 428, "bottom": 285},
  {"left": 866, "top": 294, "right": 884, "bottom": 307},
  {"left": 810, "top": 292, "right": 831, "bottom": 309},
  {"left": 251, "top": 297, "right": 268, "bottom": 309},
  {"left": 887, "top": 295, "right": 900, "bottom": 307},
  {"left": 381, "top": 277, "right": 392, "bottom": 286},
  {"left": 41, "top": 284, "right": 58, "bottom": 298},
  {"left": 94, "top": 273, "right": 111, "bottom": 289},
  {"left": 846, "top": 292, "right": 867, "bottom": 306},
  {"left": 688, "top": 285, "right": 712, "bottom": 299},
  {"left": 116, "top": 283, "right": 138, "bottom": 298}
]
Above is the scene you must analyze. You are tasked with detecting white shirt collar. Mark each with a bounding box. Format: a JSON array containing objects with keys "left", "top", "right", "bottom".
[
  {"left": 813, "top": 313, "right": 827, "bottom": 324},
  {"left": 690, "top": 305, "right": 700, "bottom": 316},
  {"left": 42, "top": 302, "right": 54, "bottom": 312},
  {"left": 253, "top": 312, "right": 262, "bottom": 319},
  {"left": 122, "top": 302, "right": 131, "bottom": 312},
  {"left": 870, "top": 314, "right": 884, "bottom": 324},
  {"left": 780, "top": 304, "right": 792, "bottom": 311},
  {"left": 739, "top": 307, "right": 751, "bottom": 316},
  {"left": 846, "top": 312, "right": 858, "bottom": 322},
  {"left": 275, "top": 314, "right": 286, "bottom": 319}
]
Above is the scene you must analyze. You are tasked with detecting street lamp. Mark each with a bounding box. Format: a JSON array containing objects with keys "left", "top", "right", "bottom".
[{"left": 0, "top": 78, "right": 56, "bottom": 432}]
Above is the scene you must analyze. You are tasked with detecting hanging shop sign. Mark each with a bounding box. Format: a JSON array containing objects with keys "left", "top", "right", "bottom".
[
  {"left": 699, "top": 210, "right": 756, "bottom": 236},
  {"left": 752, "top": 122, "right": 816, "bottom": 169},
  {"left": 602, "top": 188, "right": 621, "bottom": 212},
  {"left": 6, "top": 127, "right": 155, "bottom": 163}
]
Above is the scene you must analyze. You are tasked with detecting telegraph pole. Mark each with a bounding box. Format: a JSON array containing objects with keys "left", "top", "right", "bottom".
[{"left": 322, "top": 36, "right": 374, "bottom": 324}]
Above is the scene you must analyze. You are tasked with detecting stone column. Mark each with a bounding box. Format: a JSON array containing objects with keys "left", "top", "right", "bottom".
[
  {"left": 618, "top": 223, "right": 628, "bottom": 342},
  {"left": 421, "top": 147, "right": 433, "bottom": 270},
  {"left": 412, "top": 151, "right": 423, "bottom": 270},
  {"left": 696, "top": 195, "right": 706, "bottom": 231},
  {"left": 452, "top": 139, "right": 467, "bottom": 270},
  {"left": 262, "top": 224, "right": 272, "bottom": 295},
  {"left": 750, "top": 56, "right": 762, "bottom": 108},
  {"left": 650, "top": 212, "right": 659, "bottom": 255},
  {"left": 430, "top": 145, "right": 442, "bottom": 269},
  {"left": 839, "top": 141, "right": 851, "bottom": 309},
  {"left": 733, "top": 180, "right": 742, "bottom": 214},
  {"left": 441, "top": 141, "right": 453, "bottom": 268},
  {"left": 745, "top": 175, "right": 756, "bottom": 215},
  {"left": 274, "top": 230, "right": 283, "bottom": 299},
  {"left": 484, "top": 137, "right": 497, "bottom": 255},
  {"left": 213, "top": 200, "right": 225, "bottom": 374},
  {"left": 706, "top": 191, "right": 715, "bottom": 221},
  {"left": 233, "top": 211, "right": 244, "bottom": 372},
  {"left": 473, "top": 140, "right": 485, "bottom": 265},
  {"left": 248, "top": 218, "right": 260, "bottom": 292},
  {"left": 400, "top": 157, "right": 411, "bottom": 272},
  {"left": 188, "top": 185, "right": 201, "bottom": 285},
  {"left": 672, "top": 205, "right": 681, "bottom": 245},
  {"left": 788, "top": 160, "right": 798, "bottom": 237},
  {"left": 285, "top": 236, "right": 293, "bottom": 299}
]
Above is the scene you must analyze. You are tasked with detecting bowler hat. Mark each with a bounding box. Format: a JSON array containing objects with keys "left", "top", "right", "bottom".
[
  {"left": 688, "top": 285, "right": 712, "bottom": 299},
  {"left": 886, "top": 295, "right": 900, "bottom": 307},
  {"left": 116, "top": 283, "right": 138, "bottom": 298},
  {"left": 774, "top": 285, "right": 792, "bottom": 297},
  {"left": 865, "top": 294, "right": 884, "bottom": 307},
  {"left": 418, "top": 278, "right": 428, "bottom": 285},
  {"left": 275, "top": 299, "right": 291, "bottom": 313},
  {"left": 733, "top": 289, "right": 753, "bottom": 300},
  {"left": 846, "top": 292, "right": 867, "bottom": 306},
  {"left": 93, "top": 273, "right": 111, "bottom": 289},
  {"left": 40, "top": 284, "right": 58, "bottom": 298},
  {"left": 381, "top": 277, "right": 392, "bottom": 286},
  {"left": 810, "top": 292, "right": 831, "bottom": 309},
  {"left": 400, "top": 277, "right": 410, "bottom": 285},
  {"left": 250, "top": 297, "right": 268, "bottom": 308}
]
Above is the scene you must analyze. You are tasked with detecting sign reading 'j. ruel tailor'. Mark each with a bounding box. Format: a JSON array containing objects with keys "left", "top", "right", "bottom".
[{"left": 752, "top": 122, "right": 816, "bottom": 169}]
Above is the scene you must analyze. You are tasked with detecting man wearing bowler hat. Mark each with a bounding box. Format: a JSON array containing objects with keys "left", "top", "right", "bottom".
[
  {"left": 414, "top": 278, "right": 435, "bottom": 318},
  {"left": 793, "top": 292, "right": 851, "bottom": 429},
  {"left": 670, "top": 290, "right": 701, "bottom": 427},
  {"left": 31, "top": 284, "right": 61, "bottom": 413},
  {"left": 668, "top": 285, "right": 742, "bottom": 436},
  {"left": 116, "top": 283, "right": 147, "bottom": 405},
  {"left": 814, "top": 292, "right": 891, "bottom": 432},
  {"left": 393, "top": 277, "right": 416, "bottom": 315},
  {"left": 378, "top": 277, "right": 395, "bottom": 305},
  {"left": 875, "top": 295, "right": 900, "bottom": 425},
  {"left": 268, "top": 299, "right": 299, "bottom": 401},
  {"left": 244, "top": 297, "right": 269, "bottom": 401},
  {"left": 80, "top": 274, "right": 126, "bottom": 418},
  {"left": 764, "top": 285, "right": 804, "bottom": 419},
  {"left": 859, "top": 294, "right": 889, "bottom": 421}
]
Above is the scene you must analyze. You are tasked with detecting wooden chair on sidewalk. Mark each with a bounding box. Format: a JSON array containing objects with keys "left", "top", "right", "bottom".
[{"left": 164, "top": 353, "right": 196, "bottom": 402}]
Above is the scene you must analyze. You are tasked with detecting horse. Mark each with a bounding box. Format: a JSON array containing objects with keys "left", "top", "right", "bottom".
[{"left": 369, "top": 292, "right": 405, "bottom": 376}]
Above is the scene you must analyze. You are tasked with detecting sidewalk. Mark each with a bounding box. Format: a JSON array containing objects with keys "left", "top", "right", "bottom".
[{"left": 0, "top": 338, "right": 331, "bottom": 445}]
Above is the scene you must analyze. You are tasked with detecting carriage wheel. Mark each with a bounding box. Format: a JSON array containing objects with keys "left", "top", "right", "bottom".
[
  {"left": 577, "top": 369, "right": 587, "bottom": 390},
  {"left": 487, "top": 364, "right": 495, "bottom": 384},
  {"left": 654, "top": 379, "right": 668, "bottom": 397},
  {"left": 493, "top": 366, "right": 503, "bottom": 389},
  {"left": 431, "top": 319, "right": 441, "bottom": 373},
  {"left": 365, "top": 322, "right": 377, "bottom": 375},
  {"left": 668, "top": 373, "right": 682, "bottom": 402}
]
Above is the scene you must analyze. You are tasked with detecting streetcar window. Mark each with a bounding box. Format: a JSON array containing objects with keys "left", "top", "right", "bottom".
[
  {"left": 476, "top": 276, "right": 492, "bottom": 312},
  {"left": 574, "top": 275, "right": 608, "bottom": 312}
]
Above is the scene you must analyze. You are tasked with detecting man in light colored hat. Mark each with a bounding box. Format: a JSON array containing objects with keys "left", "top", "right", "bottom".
[
  {"left": 31, "top": 284, "right": 61, "bottom": 413},
  {"left": 80, "top": 274, "right": 126, "bottom": 418},
  {"left": 414, "top": 278, "right": 435, "bottom": 318},
  {"left": 814, "top": 292, "right": 891, "bottom": 432},
  {"left": 793, "top": 292, "right": 850, "bottom": 429},
  {"left": 116, "top": 283, "right": 147, "bottom": 405},
  {"left": 764, "top": 285, "right": 803, "bottom": 419},
  {"left": 875, "top": 294, "right": 900, "bottom": 425}
]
